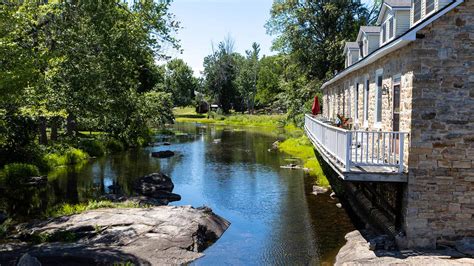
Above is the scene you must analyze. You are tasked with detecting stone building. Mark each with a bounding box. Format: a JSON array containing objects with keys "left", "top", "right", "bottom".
[{"left": 305, "top": 0, "right": 473, "bottom": 248}]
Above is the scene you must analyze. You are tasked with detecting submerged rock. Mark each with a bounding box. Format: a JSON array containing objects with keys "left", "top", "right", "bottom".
[
  {"left": 151, "top": 150, "right": 175, "bottom": 158},
  {"left": 1, "top": 206, "right": 230, "bottom": 265},
  {"left": 312, "top": 185, "right": 329, "bottom": 196},
  {"left": 23, "top": 176, "right": 47, "bottom": 187},
  {"left": 17, "top": 253, "right": 41, "bottom": 266}
]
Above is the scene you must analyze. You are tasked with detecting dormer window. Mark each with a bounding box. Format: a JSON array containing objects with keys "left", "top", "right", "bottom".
[
  {"left": 414, "top": 0, "right": 422, "bottom": 23},
  {"left": 388, "top": 17, "right": 394, "bottom": 39},
  {"left": 382, "top": 24, "right": 387, "bottom": 43},
  {"left": 426, "top": 0, "right": 435, "bottom": 14}
]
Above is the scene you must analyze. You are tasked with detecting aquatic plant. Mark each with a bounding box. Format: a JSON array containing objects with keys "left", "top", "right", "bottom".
[{"left": 45, "top": 200, "right": 142, "bottom": 218}]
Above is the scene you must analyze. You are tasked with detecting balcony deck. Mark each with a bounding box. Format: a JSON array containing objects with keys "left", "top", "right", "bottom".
[{"left": 304, "top": 114, "right": 408, "bottom": 182}]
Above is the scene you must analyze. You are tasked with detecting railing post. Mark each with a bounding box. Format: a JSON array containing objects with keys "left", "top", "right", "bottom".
[
  {"left": 345, "top": 131, "right": 352, "bottom": 172},
  {"left": 399, "top": 133, "right": 405, "bottom": 173}
]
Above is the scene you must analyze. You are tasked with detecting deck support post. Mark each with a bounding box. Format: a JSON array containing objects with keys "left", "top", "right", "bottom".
[
  {"left": 345, "top": 132, "right": 352, "bottom": 172},
  {"left": 398, "top": 134, "right": 405, "bottom": 173}
]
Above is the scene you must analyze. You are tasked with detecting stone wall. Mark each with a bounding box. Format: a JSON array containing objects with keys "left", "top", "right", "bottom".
[
  {"left": 402, "top": 0, "right": 474, "bottom": 248},
  {"left": 321, "top": 0, "right": 474, "bottom": 248}
]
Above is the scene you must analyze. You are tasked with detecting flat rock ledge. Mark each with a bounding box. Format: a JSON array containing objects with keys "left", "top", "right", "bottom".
[
  {"left": 336, "top": 230, "right": 474, "bottom": 266},
  {"left": 0, "top": 206, "right": 230, "bottom": 266}
]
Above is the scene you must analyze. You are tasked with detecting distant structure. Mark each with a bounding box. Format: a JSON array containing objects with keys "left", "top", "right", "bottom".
[{"left": 305, "top": 0, "right": 473, "bottom": 248}]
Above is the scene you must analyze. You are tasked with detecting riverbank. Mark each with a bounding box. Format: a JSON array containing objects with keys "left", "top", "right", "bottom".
[{"left": 336, "top": 230, "right": 474, "bottom": 265}]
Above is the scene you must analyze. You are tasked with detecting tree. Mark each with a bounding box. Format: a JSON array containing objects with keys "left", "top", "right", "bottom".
[
  {"left": 266, "top": 0, "right": 370, "bottom": 80},
  {"left": 164, "top": 59, "right": 197, "bottom": 107},
  {"left": 236, "top": 42, "right": 260, "bottom": 113},
  {"left": 203, "top": 36, "right": 239, "bottom": 113},
  {"left": 255, "top": 55, "right": 284, "bottom": 107}
]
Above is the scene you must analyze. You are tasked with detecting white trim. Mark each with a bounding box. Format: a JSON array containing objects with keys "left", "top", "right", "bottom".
[
  {"left": 321, "top": 0, "right": 464, "bottom": 91},
  {"left": 374, "top": 69, "right": 384, "bottom": 127}
]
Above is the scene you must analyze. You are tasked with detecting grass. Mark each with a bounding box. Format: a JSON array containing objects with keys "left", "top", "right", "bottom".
[
  {"left": 44, "top": 147, "right": 89, "bottom": 169},
  {"left": 278, "top": 135, "right": 329, "bottom": 187},
  {"left": 174, "top": 107, "right": 287, "bottom": 128},
  {"left": 45, "top": 200, "right": 142, "bottom": 218},
  {"left": 0, "top": 163, "right": 40, "bottom": 185}
]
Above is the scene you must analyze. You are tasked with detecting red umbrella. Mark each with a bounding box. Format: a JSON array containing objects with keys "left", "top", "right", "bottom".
[{"left": 311, "top": 96, "right": 321, "bottom": 115}]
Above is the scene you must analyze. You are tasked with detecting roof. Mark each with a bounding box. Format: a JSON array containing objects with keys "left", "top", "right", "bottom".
[
  {"left": 356, "top": 26, "right": 381, "bottom": 42},
  {"left": 377, "top": 0, "right": 411, "bottom": 24},
  {"left": 384, "top": 0, "right": 411, "bottom": 8},
  {"left": 343, "top": 42, "right": 360, "bottom": 54},
  {"left": 321, "top": 0, "right": 464, "bottom": 91}
]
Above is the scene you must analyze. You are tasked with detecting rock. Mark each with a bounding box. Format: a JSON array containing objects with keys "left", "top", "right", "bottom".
[
  {"left": 134, "top": 173, "right": 181, "bottom": 203},
  {"left": 330, "top": 191, "right": 337, "bottom": 199},
  {"left": 272, "top": 140, "right": 280, "bottom": 149},
  {"left": 213, "top": 139, "right": 221, "bottom": 144},
  {"left": 336, "top": 230, "right": 474, "bottom": 265},
  {"left": 1, "top": 206, "right": 230, "bottom": 265},
  {"left": 135, "top": 173, "right": 174, "bottom": 193},
  {"left": 0, "top": 212, "right": 7, "bottom": 224},
  {"left": 336, "top": 203, "right": 342, "bottom": 208},
  {"left": 23, "top": 176, "right": 47, "bottom": 186},
  {"left": 312, "top": 185, "right": 329, "bottom": 196},
  {"left": 17, "top": 253, "right": 41, "bottom": 266},
  {"left": 151, "top": 150, "right": 175, "bottom": 158},
  {"left": 163, "top": 142, "right": 171, "bottom": 146},
  {"left": 455, "top": 237, "right": 474, "bottom": 256}
]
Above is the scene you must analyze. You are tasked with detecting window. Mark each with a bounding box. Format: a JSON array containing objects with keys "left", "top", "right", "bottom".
[
  {"left": 388, "top": 17, "right": 394, "bottom": 39},
  {"left": 381, "top": 24, "right": 386, "bottom": 43},
  {"left": 364, "top": 79, "right": 369, "bottom": 124},
  {"left": 375, "top": 71, "right": 383, "bottom": 124},
  {"left": 354, "top": 83, "right": 359, "bottom": 120},
  {"left": 426, "top": 0, "right": 435, "bottom": 14},
  {"left": 414, "top": 0, "right": 422, "bottom": 23}
]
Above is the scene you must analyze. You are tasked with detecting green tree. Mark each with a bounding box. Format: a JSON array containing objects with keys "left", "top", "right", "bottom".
[
  {"left": 255, "top": 55, "right": 284, "bottom": 107},
  {"left": 203, "top": 37, "right": 239, "bottom": 114},
  {"left": 266, "top": 0, "right": 370, "bottom": 80},
  {"left": 236, "top": 42, "right": 260, "bottom": 113},
  {"left": 164, "top": 59, "right": 197, "bottom": 107}
]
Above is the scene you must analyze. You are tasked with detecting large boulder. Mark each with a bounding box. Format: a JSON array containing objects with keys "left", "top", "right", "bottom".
[
  {"left": 134, "top": 173, "right": 181, "bottom": 203},
  {"left": 1, "top": 206, "right": 230, "bottom": 265}
]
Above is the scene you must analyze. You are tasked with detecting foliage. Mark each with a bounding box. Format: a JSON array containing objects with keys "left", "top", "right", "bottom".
[
  {"left": 203, "top": 36, "right": 239, "bottom": 113},
  {"left": 235, "top": 43, "right": 260, "bottom": 113},
  {"left": 45, "top": 200, "right": 142, "bottom": 218},
  {"left": 266, "top": 0, "right": 370, "bottom": 80},
  {"left": 255, "top": 55, "right": 285, "bottom": 107},
  {"left": 164, "top": 59, "right": 198, "bottom": 107},
  {"left": 64, "top": 148, "right": 89, "bottom": 165},
  {"left": 1, "top": 163, "right": 40, "bottom": 186},
  {"left": 106, "top": 138, "right": 125, "bottom": 153},
  {"left": 79, "top": 139, "right": 106, "bottom": 157}
]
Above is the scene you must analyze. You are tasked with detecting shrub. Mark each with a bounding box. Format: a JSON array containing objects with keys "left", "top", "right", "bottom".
[
  {"left": 44, "top": 153, "right": 67, "bottom": 169},
  {"left": 65, "top": 148, "right": 88, "bottom": 165},
  {"left": 2, "top": 163, "right": 40, "bottom": 185},
  {"left": 79, "top": 139, "right": 105, "bottom": 157},
  {"left": 106, "top": 138, "right": 125, "bottom": 153}
]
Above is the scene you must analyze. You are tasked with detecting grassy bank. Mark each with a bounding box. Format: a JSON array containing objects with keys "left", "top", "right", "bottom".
[
  {"left": 174, "top": 107, "right": 286, "bottom": 128},
  {"left": 44, "top": 200, "right": 142, "bottom": 218},
  {"left": 278, "top": 135, "right": 329, "bottom": 187}
]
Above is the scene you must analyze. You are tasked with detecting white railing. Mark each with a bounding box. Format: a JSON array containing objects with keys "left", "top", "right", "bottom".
[{"left": 304, "top": 114, "right": 406, "bottom": 173}]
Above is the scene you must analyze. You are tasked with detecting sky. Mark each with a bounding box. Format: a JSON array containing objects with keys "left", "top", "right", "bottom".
[
  {"left": 166, "top": 0, "right": 374, "bottom": 76},
  {"left": 167, "top": 0, "right": 275, "bottom": 76}
]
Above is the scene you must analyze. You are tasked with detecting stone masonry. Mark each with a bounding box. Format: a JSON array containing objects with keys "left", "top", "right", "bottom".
[{"left": 322, "top": 0, "right": 473, "bottom": 248}]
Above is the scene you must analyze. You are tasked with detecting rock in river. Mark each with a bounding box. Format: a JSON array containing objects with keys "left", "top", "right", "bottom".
[
  {"left": 0, "top": 206, "right": 230, "bottom": 265},
  {"left": 151, "top": 150, "right": 175, "bottom": 158},
  {"left": 134, "top": 173, "right": 181, "bottom": 203}
]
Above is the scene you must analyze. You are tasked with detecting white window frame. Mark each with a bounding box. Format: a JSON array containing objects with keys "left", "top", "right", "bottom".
[
  {"left": 363, "top": 77, "right": 370, "bottom": 128},
  {"left": 374, "top": 69, "right": 384, "bottom": 128},
  {"left": 413, "top": 0, "right": 422, "bottom": 24},
  {"left": 354, "top": 82, "right": 359, "bottom": 122},
  {"left": 425, "top": 0, "right": 436, "bottom": 16}
]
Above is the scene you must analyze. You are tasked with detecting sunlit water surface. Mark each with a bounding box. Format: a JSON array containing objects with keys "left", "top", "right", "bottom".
[{"left": 2, "top": 123, "right": 355, "bottom": 265}]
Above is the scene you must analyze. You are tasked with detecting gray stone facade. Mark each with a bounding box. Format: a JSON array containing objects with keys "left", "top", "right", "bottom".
[{"left": 321, "top": 1, "right": 473, "bottom": 248}]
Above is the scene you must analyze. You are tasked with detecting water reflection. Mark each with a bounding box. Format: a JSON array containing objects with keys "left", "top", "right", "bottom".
[{"left": 0, "top": 123, "right": 354, "bottom": 264}]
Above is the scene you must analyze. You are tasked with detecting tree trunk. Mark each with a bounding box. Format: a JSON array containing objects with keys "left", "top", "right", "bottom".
[
  {"left": 50, "top": 116, "right": 59, "bottom": 141},
  {"left": 66, "top": 113, "right": 77, "bottom": 137},
  {"left": 39, "top": 116, "right": 48, "bottom": 145}
]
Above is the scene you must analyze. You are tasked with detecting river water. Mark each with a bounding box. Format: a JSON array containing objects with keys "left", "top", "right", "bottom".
[{"left": 2, "top": 123, "right": 355, "bottom": 265}]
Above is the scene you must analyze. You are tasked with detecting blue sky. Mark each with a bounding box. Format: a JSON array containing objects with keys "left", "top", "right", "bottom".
[
  {"left": 167, "top": 0, "right": 374, "bottom": 76},
  {"left": 167, "top": 0, "right": 275, "bottom": 76}
]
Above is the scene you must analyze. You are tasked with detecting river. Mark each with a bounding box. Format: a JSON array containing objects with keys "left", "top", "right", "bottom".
[{"left": 2, "top": 123, "right": 355, "bottom": 265}]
